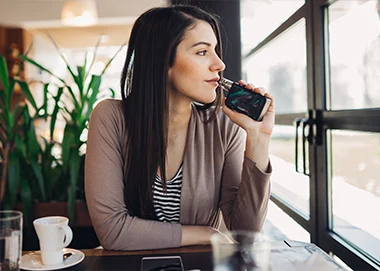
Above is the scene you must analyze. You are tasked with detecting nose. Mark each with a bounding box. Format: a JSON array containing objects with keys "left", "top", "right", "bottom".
[{"left": 210, "top": 54, "right": 225, "bottom": 72}]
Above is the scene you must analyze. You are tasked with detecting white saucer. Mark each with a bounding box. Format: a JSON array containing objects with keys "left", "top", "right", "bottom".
[{"left": 20, "top": 248, "right": 85, "bottom": 270}]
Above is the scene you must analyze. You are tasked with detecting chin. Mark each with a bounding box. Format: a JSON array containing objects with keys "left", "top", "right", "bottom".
[
  {"left": 198, "top": 100, "right": 216, "bottom": 105},
  {"left": 197, "top": 95, "right": 216, "bottom": 105}
]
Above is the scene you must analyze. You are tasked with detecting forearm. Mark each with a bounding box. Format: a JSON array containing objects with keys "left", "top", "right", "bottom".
[
  {"left": 245, "top": 133, "right": 270, "bottom": 172},
  {"left": 221, "top": 155, "right": 271, "bottom": 231},
  {"left": 181, "top": 225, "right": 217, "bottom": 246},
  {"left": 88, "top": 202, "right": 182, "bottom": 250}
]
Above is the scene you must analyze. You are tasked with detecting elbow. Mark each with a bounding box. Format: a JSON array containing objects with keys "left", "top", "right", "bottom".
[
  {"left": 96, "top": 229, "right": 123, "bottom": 250},
  {"left": 99, "top": 238, "right": 121, "bottom": 251},
  {"left": 251, "top": 198, "right": 269, "bottom": 231},
  {"left": 94, "top": 221, "right": 139, "bottom": 251},
  {"left": 229, "top": 199, "right": 269, "bottom": 232},
  {"left": 91, "top": 214, "right": 130, "bottom": 251},
  {"left": 97, "top": 231, "right": 133, "bottom": 251}
]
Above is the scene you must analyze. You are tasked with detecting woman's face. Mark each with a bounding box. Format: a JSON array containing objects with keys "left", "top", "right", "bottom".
[{"left": 167, "top": 20, "right": 225, "bottom": 105}]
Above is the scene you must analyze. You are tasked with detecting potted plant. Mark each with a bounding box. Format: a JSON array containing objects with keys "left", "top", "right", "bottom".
[
  {"left": 0, "top": 54, "right": 53, "bottom": 226},
  {"left": 1, "top": 33, "right": 125, "bottom": 249},
  {"left": 19, "top": 33, "right": 126, "bottom": 222}
]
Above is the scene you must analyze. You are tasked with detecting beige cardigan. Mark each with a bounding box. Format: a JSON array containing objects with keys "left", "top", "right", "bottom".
[{"left": 85, "top": 99, "right": 271, "bottom": 250}]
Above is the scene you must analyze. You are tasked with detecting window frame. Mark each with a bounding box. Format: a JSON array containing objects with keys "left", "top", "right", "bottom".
[{"left": 241, "top": 0, "right": 380, "bottom": 269}]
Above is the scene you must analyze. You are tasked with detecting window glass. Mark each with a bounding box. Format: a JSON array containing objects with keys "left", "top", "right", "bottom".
[
  {"left": 269, "top": 125, "right": 309, "bottom": 216},
  {"left": 329, "top": 130, "right": 380, "bottom": 261},
  {"left": 243, "top": 19, "right": 307, "bottom": 114},
  {"left": 328, "top": 0, "right": 380, "bottom": 110},
  {"left": 240, "top": 0, "right": 305, "bottom": 55}
]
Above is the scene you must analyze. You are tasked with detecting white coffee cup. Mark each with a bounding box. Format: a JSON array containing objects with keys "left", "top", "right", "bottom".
[{"left": 33, "top": 216, "right": 73, "bottom": 266}]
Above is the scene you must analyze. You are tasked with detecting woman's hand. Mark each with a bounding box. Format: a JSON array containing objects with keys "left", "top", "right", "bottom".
[
  {"left": 222, "top": 80, "right": 275, "bottom": 140},
  {"left": 181, "top": 225, "right": 229, "bottom": 246},
  {"left": 222, "top": 80, "right": 275, "bottom": 172}
]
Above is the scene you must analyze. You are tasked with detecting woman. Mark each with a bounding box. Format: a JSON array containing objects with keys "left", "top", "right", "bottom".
[{"left": 85, "top": 5, "right": 275, "bottom": 251}]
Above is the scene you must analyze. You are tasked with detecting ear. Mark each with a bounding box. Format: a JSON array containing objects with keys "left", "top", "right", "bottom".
[{"left": 167, "top": 67, "right": 172, "bottom": 80}]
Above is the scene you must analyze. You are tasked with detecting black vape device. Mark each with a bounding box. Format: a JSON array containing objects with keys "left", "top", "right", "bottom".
[{"left": 219, "top": 78, "right": 271, "bottom": 121}]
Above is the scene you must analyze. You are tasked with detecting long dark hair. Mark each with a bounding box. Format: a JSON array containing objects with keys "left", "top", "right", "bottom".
[{"left": 120, "top": 5, "right": 224, "bottom": 219}]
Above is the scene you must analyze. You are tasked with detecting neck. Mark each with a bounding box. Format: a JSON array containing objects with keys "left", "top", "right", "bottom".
[{"left": 168, "top": 102, "right": 192, "bottom": 133}]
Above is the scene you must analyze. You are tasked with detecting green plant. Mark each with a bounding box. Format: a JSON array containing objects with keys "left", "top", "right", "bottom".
[
  {"left": 0, "top": 54, "right": 54, "bottom": 224},
  {"left": 19, "top": 34, "right": 126, "bottom": 220}
]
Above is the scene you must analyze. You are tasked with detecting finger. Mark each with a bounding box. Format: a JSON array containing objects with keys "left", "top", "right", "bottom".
[
  {"left": 222, "top": 98, "right": 231, "bottom": 114},
  {"left": 251, "top": 87, "right": 263, "bottom": 95},
  {"left": 257, "top": 87, "right": 266, "bottom": 95},
  {"left": 245, "top": 83, "right": 256, "bottom": 90},
  {"left": 264, "top": 92, "right": 273, "bottom": 100},
  {"left": 264, "top": 92, "right": 275, "bottom": 110},
  {"left": 237, "top": 79, "right": 247, "bottom": 86},
  {"left": 250, "top": 86, "right": 265, "bottom": 95},
  {"left": 236, "top": 80, "right": 258, "bottom": 91}
]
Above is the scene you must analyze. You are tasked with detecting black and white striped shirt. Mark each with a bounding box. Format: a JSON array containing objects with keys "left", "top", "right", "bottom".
[{"left": 152, "top": 163, "right": 183, "bottom": 223}]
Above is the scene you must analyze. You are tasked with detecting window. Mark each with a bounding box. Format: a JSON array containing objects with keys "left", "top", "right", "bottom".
[
  {"left": 241, "top": 0, "right": 380, "bottom": 269},
  {"left": 328, "top": 0, "right": 380, "bottom": 110},
  {"left": 329, "top": 130, "right": 380, "bottom": 261},
  {"left": 243, "top": 19, "right": 307, "bottom": 115},
  {"left": 270, "top": 125, "right": 309, "bottom": 216},
  {"left": 240, "top": 0, "right": 305, "bottom": 55}
]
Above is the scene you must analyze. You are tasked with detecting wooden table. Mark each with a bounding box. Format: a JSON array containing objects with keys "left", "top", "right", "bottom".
[{"left": 23, "top": 241, "right": 346, "bottom": 270}]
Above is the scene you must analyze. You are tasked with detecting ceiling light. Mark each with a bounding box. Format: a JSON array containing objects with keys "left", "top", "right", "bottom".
[{"left": 61, "top": 0, "right": 99, "bottom": 27}]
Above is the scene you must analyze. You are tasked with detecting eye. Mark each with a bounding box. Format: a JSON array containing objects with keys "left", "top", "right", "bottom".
[{"left": 197, "top": 50, "right": 207, "bottom": 56}]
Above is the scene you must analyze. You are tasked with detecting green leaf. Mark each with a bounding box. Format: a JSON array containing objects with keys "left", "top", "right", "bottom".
[
  {"left": 66, "top": 86, "right": 81, "bottom": 112},
  {"left": 11, "top": 104, "right": 25, "bottom": 133},
  {"left": 0, "top": 55, "right": 10, "bottom": 96},
  {"left": 15, "top": 133, "right": 26, "bottom": 158},
  {"left": 61, "top": 124, "right": 76, "bottom": 171},
  {"left": 88, "top": 75, "right": 101, "bottom": 102},
  {"left": 44, "top": 31, "right": 83, "bottom": 94},
  {"left": 21, "top": 107, "right": 47, "bottom": 200},
  {"left": 109, "top": 87, "right": 115, "bottom": 98},
  {"left": 7, "top": 108, "right": 15, "bottom": 140},
  {"left": 69, "top": 66, "right": 83, "bottom": 96},
  {"left": 83, "top": 75, "right": 101, "bottom": 123},
  {"left": 19, "top": 54, "right": 66, "bottom": 85},
  {"left": 0, "top": 84, "right": 6, "bottom": 108},
  {"left": 43, "top": 83, "right": 48, "bottom": 120},
  {"left": 67, "top": 185, "right": 75, "bottom": 222},
  {"left": 50, "top": 87, "right": 63, "bottom": 140},
  {"left": 8, "top": 151, "right": 21, "bottom": 207},
  {"left": 19, "top": 178, "right": 32, "bottom": 227},
  {"left": 23, "top": 107, "right": 40, "bottom": 158},
  {"left": 22, "top": 107, "right": 45, "bottom": 199},
  {"left": 68, "top": 151, "right": 80, "bottom": 221},
  {"left": 77, "top": 66, "right": 85, "bottom": 97},
  {"left": 7, "top": 79, "right": 16, "bottom": 107},
  {"left": 30, "top": 158, "right": 46, "bottom": 201},
  {"left": 40, "top": 137, "right": 55, "bottom": 200},
  {"left": 15, "top": 79, "right": 38, "bottom": 111},
  {"left": 85, "top": 74, "right": 101, "bottom": 96}
]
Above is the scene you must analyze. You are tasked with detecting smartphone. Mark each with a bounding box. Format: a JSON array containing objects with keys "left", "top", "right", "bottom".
[
  {"left": 141, "top": 256, "right": 184, "bottom": 271},
  {"left": 220, "top": 78, "right": 271, "bottom": 121}
]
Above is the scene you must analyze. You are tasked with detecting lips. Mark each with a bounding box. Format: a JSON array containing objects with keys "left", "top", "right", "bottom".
[
  {"left": 206, "top": 77, "right": 220, "bottom": 83},
  {"left": 205, "top": 77, "right": 220, "bottom": 87}
]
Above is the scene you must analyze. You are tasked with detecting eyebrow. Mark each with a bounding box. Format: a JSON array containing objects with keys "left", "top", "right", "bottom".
[{"left": 191, "top": 41, "right": 213, "bottom": 48}]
